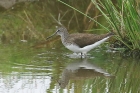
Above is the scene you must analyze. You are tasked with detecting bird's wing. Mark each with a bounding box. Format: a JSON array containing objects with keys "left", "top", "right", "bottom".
[{"left": 68, "top": 33, "right": 110, "bottom": 48}]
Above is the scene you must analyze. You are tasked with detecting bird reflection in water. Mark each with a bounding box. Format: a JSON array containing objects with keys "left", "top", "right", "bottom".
[{"left": 57, "top": 59, "right": 114, "bottom": 88}]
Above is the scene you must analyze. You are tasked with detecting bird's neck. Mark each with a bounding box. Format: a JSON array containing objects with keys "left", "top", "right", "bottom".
[{"left": 61, "top": 31, "right": 69, "bottom": 44}]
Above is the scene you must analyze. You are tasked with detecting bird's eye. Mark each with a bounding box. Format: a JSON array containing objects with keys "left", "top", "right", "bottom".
[{"left": 57, "top": 30, "right": 60, "bottom": 32}]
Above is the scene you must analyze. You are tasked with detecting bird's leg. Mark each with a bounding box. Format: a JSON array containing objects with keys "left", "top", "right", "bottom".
[
  {"left": 80, "top": 53, "right": 83, "bottom": 59},
  {"left": 82, "top": 52, "right": 88, "bottom": 58},
  {"left": 80, "top": 53, "right": 87, "bottom": 58}
]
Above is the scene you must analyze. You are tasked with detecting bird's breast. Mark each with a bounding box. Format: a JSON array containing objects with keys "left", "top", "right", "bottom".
[{"left": 65, "top": 44, "right": 80, "bottom": 53}]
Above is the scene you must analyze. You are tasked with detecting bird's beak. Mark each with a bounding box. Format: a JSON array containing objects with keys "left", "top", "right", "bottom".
[{"left": 46, "top": 31, "right": 57, "bottom": 40}]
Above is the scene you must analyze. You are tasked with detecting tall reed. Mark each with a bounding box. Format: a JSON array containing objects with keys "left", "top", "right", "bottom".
[{"left": 91, "top": 0, "right": 140, "bottom": 51}]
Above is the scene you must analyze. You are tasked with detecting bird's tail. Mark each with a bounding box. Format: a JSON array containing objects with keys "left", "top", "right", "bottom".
[{"left": 107, "top": 32, "right": 115, "bottom": 37}]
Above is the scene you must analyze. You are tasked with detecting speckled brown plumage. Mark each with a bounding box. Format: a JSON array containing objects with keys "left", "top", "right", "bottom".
[{"left": 66, "top": 32, "right": 114, "bottom": 48}]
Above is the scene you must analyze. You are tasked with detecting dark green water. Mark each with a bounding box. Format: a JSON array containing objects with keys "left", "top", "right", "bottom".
[{"left": 0, "top": 43, "right": 140, "bottom": 93}]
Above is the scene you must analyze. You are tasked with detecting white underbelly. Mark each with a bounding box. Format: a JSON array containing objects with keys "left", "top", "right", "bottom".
[
  {"left": 65, "top": 36, "right": 110, "bottom": 53},
  {"left": 66, "top": 44, "right": 81, "bottom": 53}
]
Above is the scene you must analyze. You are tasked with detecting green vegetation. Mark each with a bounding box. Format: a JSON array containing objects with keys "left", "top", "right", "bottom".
[{"left": 91, "top": 0, "right": 140, "bottom": 57}]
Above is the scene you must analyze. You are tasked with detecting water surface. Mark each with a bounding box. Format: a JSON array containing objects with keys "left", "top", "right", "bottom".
[{"left": 0, "top": 43, "right": 140, "bottom": 93}]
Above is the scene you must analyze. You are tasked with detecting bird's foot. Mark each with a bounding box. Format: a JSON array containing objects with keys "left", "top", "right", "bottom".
[
  {"left": 80, "top": 53, "right": 87, "bottom": 58},
  {"left": 66, "top": 53, "right": 88, "bottom": 58}
]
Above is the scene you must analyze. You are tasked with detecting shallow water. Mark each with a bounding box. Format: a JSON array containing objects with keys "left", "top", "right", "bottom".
[{"left": 0, "top": 43, "right": 140, "bottom": 93}]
